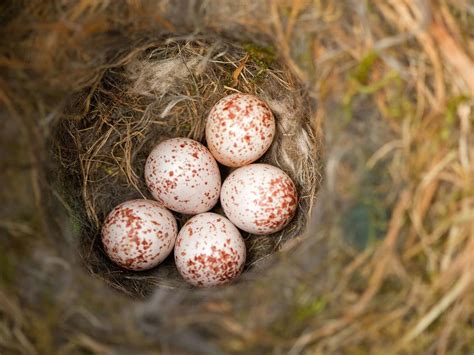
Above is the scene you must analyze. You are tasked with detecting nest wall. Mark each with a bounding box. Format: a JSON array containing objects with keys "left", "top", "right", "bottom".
[{"left": 53, "top": 35, "right": 319, "bottom": 295}]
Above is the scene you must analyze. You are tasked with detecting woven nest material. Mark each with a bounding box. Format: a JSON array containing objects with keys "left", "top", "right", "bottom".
[{"left": 52, "top": 35, "right": 320, "bottom": 295}]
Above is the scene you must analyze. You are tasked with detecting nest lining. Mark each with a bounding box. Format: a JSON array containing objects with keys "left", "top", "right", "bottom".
[{"left": 53, "top": 34, "right": 320, "bottom": 296}]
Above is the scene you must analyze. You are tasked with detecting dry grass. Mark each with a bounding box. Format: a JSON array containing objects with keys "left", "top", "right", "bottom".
[
  {"left": 0, "top": 0, "right": 473, "bottom": 354},
  {"left": 53, "top": 37, "right": 318, "bottom": 296}
]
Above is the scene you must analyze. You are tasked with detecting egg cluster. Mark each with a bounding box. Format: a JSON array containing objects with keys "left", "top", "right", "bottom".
[{"left": 101, "top": 93, "right": 298, "bottom": 287}]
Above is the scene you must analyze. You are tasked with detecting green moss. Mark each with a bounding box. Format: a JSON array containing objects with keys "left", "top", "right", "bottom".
[
  {"left": 446, "top": 94, "right": 470, "bottom": 124},
  {"left": 242, "top": 43, "right": 276, "bottom": 69},
  {"left": 352, "top": 51, "right": 378, "bottom": 85},
  {"left": 222, "top": 70, "right": 235, "bottom": 87},
  {"left": 251, "top": 68, "right": 269, "bottom": 84},
  {"left": 70, "top": 215, "right": 83, "bottom": 237},
  {"left": 280, "top": 5, "right": 293, "bottom": 17},
  {"left": 438, "top": 95, "right": 469, "bottom": 141},
  {"left": 294, "top": 296, "right": 327, "bottom": 322},
  {"left": 357, "top": 70, "right": 398, "bottom": 94},
  {"left": 103, "top": 165, "right": 116, "bottom": 176},
  {"left": 343, "top": 51, "right": 403, "bottom": 123}
]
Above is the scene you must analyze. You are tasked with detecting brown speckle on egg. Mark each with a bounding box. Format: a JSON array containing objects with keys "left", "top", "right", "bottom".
[
  {"left": 174, "top": 213, "right": 246, "bottom": 287},
  {"left": 145, "top": 138, "right": 221, "bottom": 215},
  {"left": 220, "top": 164, "right": 298, "bottom": 235},
  {"left": 101, "top": 199, "right": 178, "bottom": 270},
  {"left": 206, "top": 94, "right": 275, "bottom": 167}
]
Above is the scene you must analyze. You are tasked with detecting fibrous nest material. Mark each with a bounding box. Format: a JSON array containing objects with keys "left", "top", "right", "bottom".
[
  {"left": 53, "top": 36, "right": 319, "bottom": 295},
  {"left": 1, "top": 0, "right": 474, "bottom": 354}
]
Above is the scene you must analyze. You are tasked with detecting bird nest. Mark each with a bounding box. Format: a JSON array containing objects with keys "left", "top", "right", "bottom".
[{"left": 52, "top": 35, "right": 320, "bottom": 295}]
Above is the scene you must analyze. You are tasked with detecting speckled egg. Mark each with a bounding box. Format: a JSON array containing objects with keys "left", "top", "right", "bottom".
[
  {"left": 221, "top": 164, "right": 298, "bottom": 235},
  {"left": 206, "top": 93, "right": 275, "bottom": 167},
  {"left": 174, "top": 212, "right": 246, "bottom": 287},
  {"left": 145, "top": 138, "right": 221, "bottom": 214},
  {"left": 101, "top": 199, "right": 178, "bottom": 271}
]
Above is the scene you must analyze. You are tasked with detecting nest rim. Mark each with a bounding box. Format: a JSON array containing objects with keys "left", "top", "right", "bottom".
[{"left": 51, "top": 32, "right": 321, "bottom": 297}]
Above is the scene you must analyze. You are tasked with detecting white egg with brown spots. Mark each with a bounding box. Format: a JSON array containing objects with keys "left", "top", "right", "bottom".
[
  {"left": 221, "top": 164, "right": 298, "bottom": 235},
  {"left": 145, "top": 138, "right": 221, "bottom": 214},
  {"left": 206, "top": 93, "right": 275, "bottom": 167},
  {"left": 175, "top": 212, "right": 246, "bottom": 287},
  {"left": 101, "top": 199, "right": 178, "bottom": 271}
]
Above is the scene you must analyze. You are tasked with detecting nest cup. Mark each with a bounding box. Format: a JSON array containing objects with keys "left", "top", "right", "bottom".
[{"left": 52, "top": 34, "right": 320, "bottom": 296}]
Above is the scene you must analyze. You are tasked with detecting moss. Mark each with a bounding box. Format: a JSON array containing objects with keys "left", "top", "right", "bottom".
[
  {"left": 441, "top": 95, "right": 471, "bottom": 140},
  {"left": 438, "top": 95, "right": 469, "bottom": 141},
  {"left": 386, "top": 93, "right": 412, "bottom": 121},
  {"left": 352, "top": 51, "right": 378, "bottom": 85},
  {"left": 250, "top": 67, "right": 269, "bottom": 85},
  {"left": 357, "top": 70, "right": 398, "bottom": 95},
  {"left": 294, "top": 296, "right": 327, "bottom": 322},
  {"left": 103, "top": 165, "right": 117, "bottom": 176},
  {"left": 445, "top": 95, "right": 469, "bottom": 124},
  {"left": 223, "top": 70, "right": 235, "bottom": 87},
  {"left": 282, "top": 284, "right": 330, "bottom": 331},
  {"left": 343, "top": 51, "right": 402, "bottom": 123},
  {"left": 242, "top": 43, "right": 276, "bottom": 69},
  {"left": 238, "top": 43, "right": 277, "bottom": 85}
]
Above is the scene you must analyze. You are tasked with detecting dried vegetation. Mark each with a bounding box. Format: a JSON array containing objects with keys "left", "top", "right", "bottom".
[{"left": 0, "top": 0, "right": 473, "bottom": 354}]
